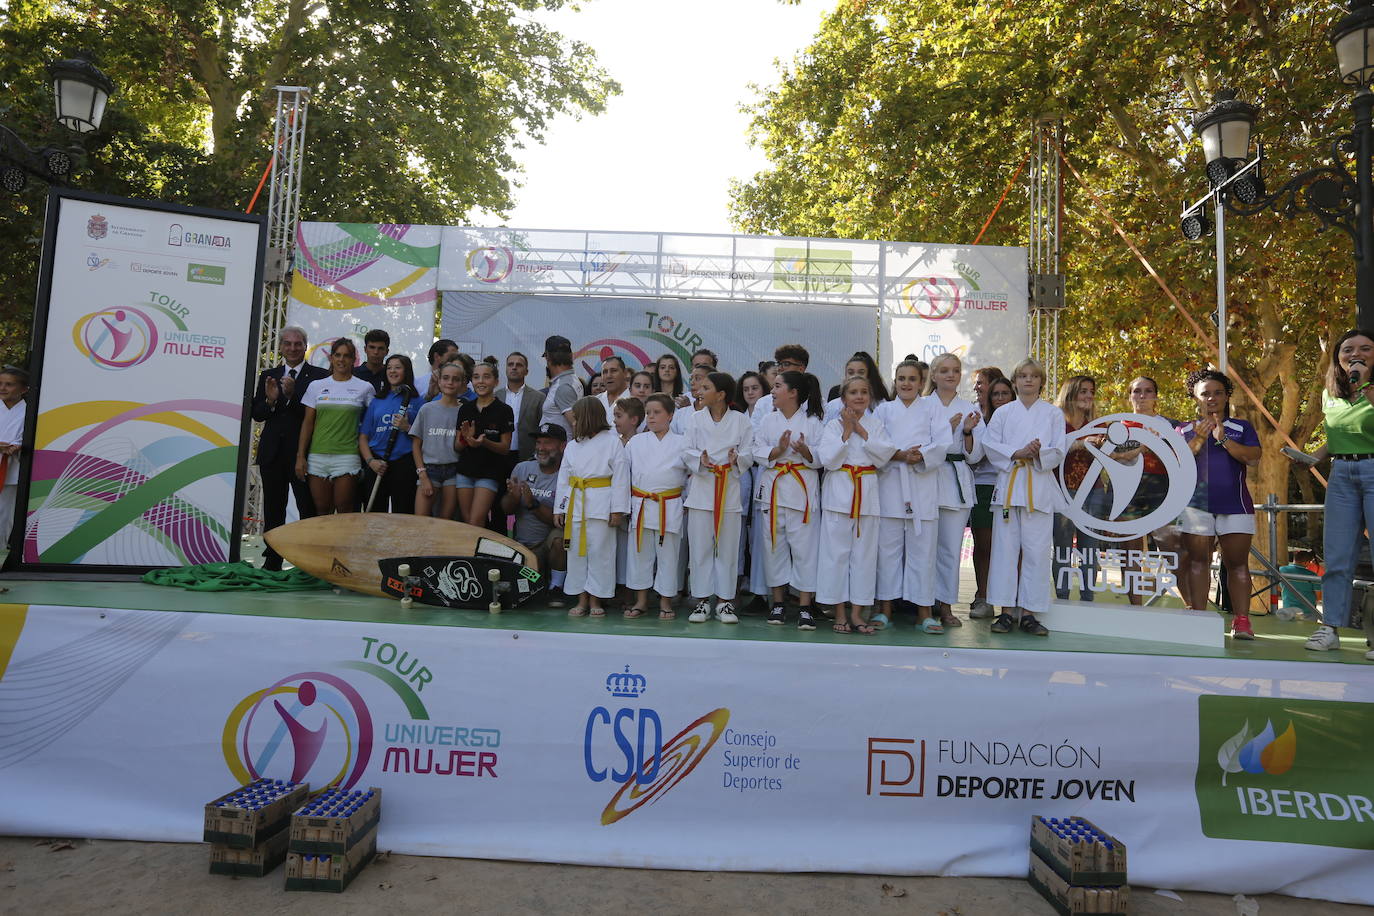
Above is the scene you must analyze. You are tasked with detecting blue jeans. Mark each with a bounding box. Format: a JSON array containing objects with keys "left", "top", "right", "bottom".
[{"left": 1321, "top": 458, "right": 1374, "bottom": 628}]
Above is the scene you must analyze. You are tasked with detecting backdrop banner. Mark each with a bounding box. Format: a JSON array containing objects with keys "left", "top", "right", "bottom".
[
  {"left": 1, "top": 602, "right": 1370, "bottom": 906},
  {"left": 441, "top": 292, "right": 875, "bottom": 388},
  {"left": 286, "top": 223, "right": 441, "bottom": 367},
  {"left": 879, "top": 243, "right": 1029, "bottom": 383},
  {"left": 15, "top": 191, "right": 264, "bottom": 571}
]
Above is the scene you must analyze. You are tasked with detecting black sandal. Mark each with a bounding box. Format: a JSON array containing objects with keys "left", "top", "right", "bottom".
[
  {"left": 1019, "top": 613, "right": 1050, "bottom": 637},
  {"left": 990, "top": 613, "right": 1015, "bottom": 634}
]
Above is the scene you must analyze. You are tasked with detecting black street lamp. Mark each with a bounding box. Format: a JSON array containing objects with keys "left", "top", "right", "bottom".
[
  {"left": 0, "top": 53, "right": 115, "bottom": 194},
  {"left": 1180, "top": 0, "right": 1374, "bottom": 332}
]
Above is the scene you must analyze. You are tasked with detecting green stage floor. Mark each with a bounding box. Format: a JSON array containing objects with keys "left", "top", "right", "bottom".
[{"left": 2, "top": 575, "right": 1370, "bottom": 665}]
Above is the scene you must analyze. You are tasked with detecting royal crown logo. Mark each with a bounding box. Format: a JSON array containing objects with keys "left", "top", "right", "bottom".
[
  {"left": 605, "top": 665, "right": 647, "bottom": 699},
  {"left": 87, "top": 214, "right": 108, "bottom": 240}
]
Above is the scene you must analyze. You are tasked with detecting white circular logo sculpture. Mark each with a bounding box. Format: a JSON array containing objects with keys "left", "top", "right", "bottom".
[{"left": 1056, "top": 412, "right": 1195, "bottom": 543}]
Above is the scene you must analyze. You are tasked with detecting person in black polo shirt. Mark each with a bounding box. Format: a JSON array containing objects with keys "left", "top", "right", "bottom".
[{"left": 454, "top": 361, "right": 514, "bottom": 526}]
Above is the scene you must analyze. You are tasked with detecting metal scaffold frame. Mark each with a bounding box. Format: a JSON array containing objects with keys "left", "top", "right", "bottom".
[
  {"left": 244, "top": 85, "right": 310, "bottom": 538},
  {"left": 1028, "top": 117, "right": 1065, "bottom": 394}
]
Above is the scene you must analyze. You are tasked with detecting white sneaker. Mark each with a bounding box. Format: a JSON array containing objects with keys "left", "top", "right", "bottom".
[
  {"left": 969, "top": 600, "right": 994, "bottom": 619},
  {"left": 688, "top": 600, "right": 712, "bottom": 623},
  {"left": 716, "top": 602, "right": 738, "bottom": 624},
  {"left": 1366, "top": 647, "right": 1374, "bottom": 661},
  {"left": 1305, "top": 626, "right": 1340, "bottom": 651}
]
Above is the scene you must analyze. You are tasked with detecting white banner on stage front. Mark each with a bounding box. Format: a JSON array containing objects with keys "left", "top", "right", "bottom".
[
  {"left": 880, "top": 244, "right": 1028, "bottom": 384},
  {"left": 441, "top": 292, "right": 874, "bottom": 387},
  {"left": 286, "top": 223, "right": 441, "bottom": 367},
  {"left": 1, "top": 603, "right": 1371, "bottom": 905}
]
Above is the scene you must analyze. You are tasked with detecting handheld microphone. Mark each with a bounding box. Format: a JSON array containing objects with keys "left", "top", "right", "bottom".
[{"left": 1350, "top": 362, "right": 1364, "bottom": 389}]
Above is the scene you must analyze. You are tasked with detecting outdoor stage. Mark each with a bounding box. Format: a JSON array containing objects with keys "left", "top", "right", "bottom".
[{"left": 1, "top": 575, "right": 1371, "bottom": 906}]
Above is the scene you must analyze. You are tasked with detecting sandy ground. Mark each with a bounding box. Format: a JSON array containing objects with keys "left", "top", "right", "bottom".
[{"left": 2, "top": 837, "right": 1368, "bottom": 915}]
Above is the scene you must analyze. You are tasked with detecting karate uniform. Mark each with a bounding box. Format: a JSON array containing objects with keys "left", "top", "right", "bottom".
[
  {"left": 753, "top": 408, "right": 825, "bottom": 593},
  {"left": 930, "top": 395, "right": 986, "bottom": 605},
  {"left": 875, "top": 397, "right": 951, "bottom": 605},
  {"left": 681, "top": 408, "right": 753, "bottom": 599},
  {"left": 815, "top": 414, "right": 895, "bottom": 606},
  {"left": 983, "top": 398, "right": 1066, "bottom": 613},
  {"left": 555, "top": 430, "right": 630, "bottom": 599},
  {"left": 624, "top": 430, "right": 688, "bottom": 596}
]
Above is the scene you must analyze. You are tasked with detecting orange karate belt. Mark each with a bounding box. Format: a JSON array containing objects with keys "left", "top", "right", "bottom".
[
  {"left": 703, "top": 459, "right": 734, "bottom": 553},
  {"left": 564, "top": 475, "right": 612, "bottom": 557},
  {"left": 842, "top": 464, "right": 878, "bottom": 536},
  {"left": 767, "top": 461, "right": 811, "bottom": 548},
  {"left": 630, "top": 486, "right": 682, "bottom": 551},
  {"left": 1002, "top": 458, "right": 1036, "bottom": 518}
]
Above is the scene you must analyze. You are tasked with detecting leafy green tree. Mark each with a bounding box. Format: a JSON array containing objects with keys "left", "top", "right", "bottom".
[
  {"left": 733, "top": 0, "right": 1354, "bottom": 565},
  {"left": 0, "top": 0, "right": 618, "bottom": 366}
]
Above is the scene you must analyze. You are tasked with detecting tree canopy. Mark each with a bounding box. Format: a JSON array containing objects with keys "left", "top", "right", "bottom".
[
  {"left": 0, "top": 0, "right": 619, "bottom": 365},
  {"left": 733, "top": 0, "right": 1354, "bottom": 545}
]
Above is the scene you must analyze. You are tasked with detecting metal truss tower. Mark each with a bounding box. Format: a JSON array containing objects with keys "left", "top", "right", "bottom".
[
  {"left": 244, "top": 86, "right": 310, "bottom": 540},
  {"left": 1028, "top": 118, "right": 1066, "bottom": 394}
]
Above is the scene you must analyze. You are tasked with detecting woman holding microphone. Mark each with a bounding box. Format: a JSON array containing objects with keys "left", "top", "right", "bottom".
[{"left": 1298, "top": 330, "right": 1374, "bottom": 658}]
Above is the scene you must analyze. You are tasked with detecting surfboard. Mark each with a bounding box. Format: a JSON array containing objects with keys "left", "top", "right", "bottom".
[{"left": 264, "top": 514, "right": 540, "bottom": 599}]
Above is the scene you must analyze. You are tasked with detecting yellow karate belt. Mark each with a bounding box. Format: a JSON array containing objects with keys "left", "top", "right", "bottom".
[
  {"left": 564, "top": 475, "right": 612, "bottom": 557},
  {"left": 768, "top": 461, "right": 811, "bottom": 548},
  {"left": 631, "top": 486, "right": 682, "bottom": 551},
  {"left": 842, "top": 464, "right": 878, "bottom": 537},
  {"left": 704, "top": 460, "right": 733, "bottom": 553},
  {"left": 1003, "top": 459, "right": 1036, "bottom": 516}
]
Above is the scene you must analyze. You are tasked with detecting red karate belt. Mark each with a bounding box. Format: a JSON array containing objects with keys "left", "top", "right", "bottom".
[
  {"left": 768, "top": 461, "right": 811, "bottom": 548},
  {"left": 842, "top": 464, "right": 878, "bottom": 537},
  {"left": 630, "top": 486, "right": 682, "bottom": 551}
]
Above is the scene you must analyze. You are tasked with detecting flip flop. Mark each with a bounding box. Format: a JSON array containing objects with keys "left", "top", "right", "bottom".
[
  {"left": 568, "top": 607, "right": 588, "bottom": 617},
  {"left": 940, "top": 613, "right": 962, "bottom": 628},
  {"left": 589, "top": 607, "right": 607, "bottom": 618},
  {"left": 624, "top": 607, "right": 645, "bottom": 619},
  {"left": 920, "top": 617, "right": 945, "bottom": 634},
  {"left": 855, "top": 623, "right": 876, "bottom": 635},
  {"left": 658, "top": 609, "right": 676, "bottom": 620},
  {"left": 869, "top": 613, "right": 889, "bottom": 630},
  {"left": 832, "top": 622, "right": 853, "bottom": 634}
]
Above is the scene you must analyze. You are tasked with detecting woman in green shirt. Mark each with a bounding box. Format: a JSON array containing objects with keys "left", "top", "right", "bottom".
[
  {"left": 1300, "top": 329, "right": 1374, "bottom": 658},
  {"left": 296, "top": 338, "right": 375, "bottom": 515}
]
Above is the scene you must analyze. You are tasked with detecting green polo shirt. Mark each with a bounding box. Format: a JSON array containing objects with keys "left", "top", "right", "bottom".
[{"left": 1324, "top": 390, "right": 1374, "bottom": 454}]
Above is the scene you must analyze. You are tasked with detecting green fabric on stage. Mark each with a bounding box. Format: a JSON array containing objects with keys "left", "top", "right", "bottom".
[{"left": 142, "top": 562, "right": 329, "bottom": 592}]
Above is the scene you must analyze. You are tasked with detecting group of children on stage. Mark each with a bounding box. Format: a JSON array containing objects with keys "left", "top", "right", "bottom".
[{"left": 553, "top": 348, "right": 1067, "bottom": 637}]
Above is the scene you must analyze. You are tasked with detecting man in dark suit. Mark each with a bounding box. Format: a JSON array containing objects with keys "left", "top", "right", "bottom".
[
  {"left": 497, "top": 351, "right": 547, "bottom": 471},
  {"left": 251, "top": 326, "right": 329, "bottom": 571}
]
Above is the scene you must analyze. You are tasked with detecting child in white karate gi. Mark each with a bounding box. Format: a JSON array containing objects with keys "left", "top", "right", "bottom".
[
  {"left": 982, "top": 359, "right": 1066, "bottom": 636},
  {"left": 554, "top": 397, "right": 630, "bottom": 617},
  {"left": 816, "top": 376, "right": 895, "bottom": 634}
]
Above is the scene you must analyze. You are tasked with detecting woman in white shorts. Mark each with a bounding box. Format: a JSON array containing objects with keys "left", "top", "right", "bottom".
[
  {"left": 1176, "top": 369, "right": 1262, "bottom": 640},
  {"left": 296, "top": 338, "right": 375, "bottom": 515}
]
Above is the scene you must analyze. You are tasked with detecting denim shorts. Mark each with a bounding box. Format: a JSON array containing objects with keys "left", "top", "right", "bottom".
[
  {"left": 424, "top": 462, "right": 461, "bottom": 487},
  {"left": 453, "top": 473, "right": 500, "bottom": 492},
  {"left": 307, "top": 453, "right": 362, "bottom": 478}
]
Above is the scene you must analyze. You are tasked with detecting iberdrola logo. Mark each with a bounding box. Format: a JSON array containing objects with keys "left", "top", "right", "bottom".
[
  {"left": 1195, "top": 695, "right": 1374, "bottom": 850},
  {"left": 1216, "top": 719, "right": 1296, "bottom": 786}
]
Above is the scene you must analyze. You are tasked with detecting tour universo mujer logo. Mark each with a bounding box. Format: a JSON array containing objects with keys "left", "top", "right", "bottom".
[
  {"left": 71, "top": 307, "right": 160, "bottom": 370},
  {"left": 466, "top": 246, "right": 514, "bottom": 282},
  {"left": 223, "top": 672, "right": 376, "bottom": 791},
  {"left": 1056, "top": 413, "right": 1195, "bottom": 542}
]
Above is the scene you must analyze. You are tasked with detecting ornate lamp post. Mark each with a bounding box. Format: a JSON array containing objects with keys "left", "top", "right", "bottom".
[
  {"left": 0, "top": 53, "right": 116, "bottom": 193},
  {"left": 1180, "top": 0, "right": 1374, "bottom": 336}
]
